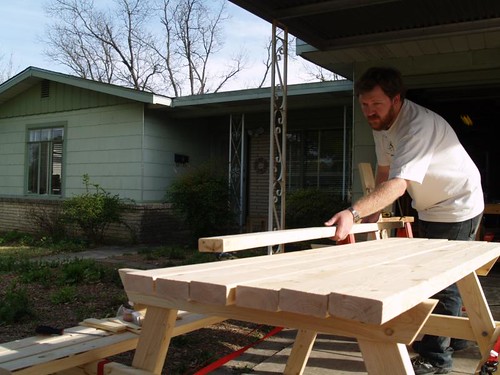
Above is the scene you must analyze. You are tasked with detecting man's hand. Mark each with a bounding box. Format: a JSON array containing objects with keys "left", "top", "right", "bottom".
[{"left": 324, "top": 209, "right": 354, "bottom": 241}]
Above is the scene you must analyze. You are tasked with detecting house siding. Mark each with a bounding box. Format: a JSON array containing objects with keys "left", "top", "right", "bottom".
[
  {"left": 0, "top": 80, "right": 130, "bottom": 118},
  {"left": 142, "top": 112, "right": 226, "bottom": 202}
]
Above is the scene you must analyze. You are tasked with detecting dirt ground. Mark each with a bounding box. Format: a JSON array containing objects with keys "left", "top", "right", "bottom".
[{"left": 0, "top": 252, "right": 274, "bottom": 375}]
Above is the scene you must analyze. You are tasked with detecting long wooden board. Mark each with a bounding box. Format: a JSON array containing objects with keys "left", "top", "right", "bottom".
[{"left": 198, "top": 222, "right": 404, "bottom": 253}]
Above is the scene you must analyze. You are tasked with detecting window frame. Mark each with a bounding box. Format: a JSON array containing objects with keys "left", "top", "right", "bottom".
[
  {"left": 25, "top": 123, "right": 66, "bottom": 197},
  {"left": 286, "top": 127, "right": 352, "bottom": 196}
]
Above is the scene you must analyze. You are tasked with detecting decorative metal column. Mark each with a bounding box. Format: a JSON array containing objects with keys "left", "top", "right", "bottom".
[
  {"left": 229, "top": 114, "right": 246, "bottom": 231},
  {"left": 268, "top": 21, "right": 288, "bottom": 254}
]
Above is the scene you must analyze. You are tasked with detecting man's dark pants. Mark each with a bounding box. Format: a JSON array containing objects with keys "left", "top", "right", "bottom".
[{"left": 413, "top": 213, "right": 483, "bottom": 368}]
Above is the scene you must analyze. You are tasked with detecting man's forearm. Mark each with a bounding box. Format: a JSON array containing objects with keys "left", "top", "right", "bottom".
[{"left": 352, "top": 178, "right": 407, "bottom": 218}]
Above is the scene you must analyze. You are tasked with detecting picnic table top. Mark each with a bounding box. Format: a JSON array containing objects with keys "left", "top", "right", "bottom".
[{"left": 121, "top": 237, "right": 500, "bottom": 325}]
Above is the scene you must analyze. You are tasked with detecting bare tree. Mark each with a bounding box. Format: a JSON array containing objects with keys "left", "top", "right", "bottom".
[
  {"left": 0, "top": 50, "right": 15, "bottom": 83},
  {"left": 156, "top": 0, "right": 245, "bottom": 95},
  {"left": 301, "top": 62, "right": 345, "bottom": 82},
  {"left": 43, "top": 0, "right": 245, "bottom": 95},
  {"left": 44, "top": 0, "right": 164, "bottom": 93}
]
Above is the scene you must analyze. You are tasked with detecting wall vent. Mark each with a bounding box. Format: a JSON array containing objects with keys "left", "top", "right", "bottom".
[{"left": 41, "top": 80, "right": 50, "bottom": 98}]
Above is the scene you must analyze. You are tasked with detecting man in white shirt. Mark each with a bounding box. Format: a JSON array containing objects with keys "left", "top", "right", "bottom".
[{"left": 325, "top": 67, "right": 484, "bottom": 374}]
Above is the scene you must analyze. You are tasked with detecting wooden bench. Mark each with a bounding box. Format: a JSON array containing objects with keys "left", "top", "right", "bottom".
[
  {"left": 0, "top": 223, "right": 404, "bottom": 375},
  {"left": 0, "top": 312, "right": 224, "bottom": 375}
]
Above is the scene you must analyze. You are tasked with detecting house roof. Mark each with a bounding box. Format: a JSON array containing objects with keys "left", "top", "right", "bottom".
[
  {"left": 0, "top": 66, "right": 173, "bottom": 107},
  {"left": 229, "top": 0, "right": 500, "bottom": 78},
  {"left": 0, "top": 66, "right": 353, "bottom": 118},
  {"left": 169, "top": 79, "right": 353, "bottom": 118}
]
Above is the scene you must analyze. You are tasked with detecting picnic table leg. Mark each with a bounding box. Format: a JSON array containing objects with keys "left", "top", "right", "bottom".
[
  {"left": 284, "top": 329, "right": 317, "bottom": 374},
  {"left": 456, "top": 272, "right": 497, "bottom": 373},
  {"left": 357, "top": 340, "right": 414, "bottom": 375},
  {"left": 131, "top": 306, "right": 179, "bottom": 374}
]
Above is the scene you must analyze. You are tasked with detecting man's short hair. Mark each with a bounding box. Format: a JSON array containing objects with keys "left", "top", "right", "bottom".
[{"left": 354, "top": 67, "right": 406, "bottom": 99}]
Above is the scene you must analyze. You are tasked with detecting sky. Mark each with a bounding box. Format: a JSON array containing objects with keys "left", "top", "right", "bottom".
[{"left": 0, "top": 0, "right": 319, "bottom": 92}]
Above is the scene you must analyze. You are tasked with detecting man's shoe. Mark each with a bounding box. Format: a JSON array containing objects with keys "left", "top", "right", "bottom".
[
  {"left": 411, "top": 356, "right": 451, "bottom": 374},
  {"left": 451, "top": 338, "right": 470, "bottom": 351}
]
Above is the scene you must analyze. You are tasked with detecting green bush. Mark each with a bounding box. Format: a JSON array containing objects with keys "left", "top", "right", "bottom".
[
  {"left": 285, "top": 188, "right": 347, "bottom": 229},
  {"left": 50, "top": 285, "right": 78, "bottom": 304},
  {"left": 166, "top": 164, "right": 237, "bottom": 239},
  {"left": 58, "top": 258, "right": 119, "bottom": 285},
  {"left": 63, "top": 174, "right": 130, "bottom": 244},
  {"left": 0, "top": 283, "right": 33, "bottom": 324},
  {"left": 27, "top": 206, "right": 67, "bottom": 242}
]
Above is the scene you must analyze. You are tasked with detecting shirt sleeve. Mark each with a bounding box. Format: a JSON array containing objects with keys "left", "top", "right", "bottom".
[{"left": 389, "top": 120, "right": 436, "bottom": 184}]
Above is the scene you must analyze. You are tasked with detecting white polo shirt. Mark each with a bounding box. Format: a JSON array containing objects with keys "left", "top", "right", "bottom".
[{"left": 373, "top": 99, "right": 484, "bottom": 222}]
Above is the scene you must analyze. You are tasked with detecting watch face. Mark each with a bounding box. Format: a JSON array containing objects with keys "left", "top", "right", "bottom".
[{"left": 349, "top": 207, "right": 360, "bottom": 222}]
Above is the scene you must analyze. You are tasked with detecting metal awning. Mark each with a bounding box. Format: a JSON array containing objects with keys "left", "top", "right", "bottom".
[{"left": 229, "top": 0, "right": 500, "bottom": 78}]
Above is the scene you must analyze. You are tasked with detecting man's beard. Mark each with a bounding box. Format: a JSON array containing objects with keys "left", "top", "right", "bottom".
[{"left": 367, "top": 105, "right": 396, "bottom": 131}]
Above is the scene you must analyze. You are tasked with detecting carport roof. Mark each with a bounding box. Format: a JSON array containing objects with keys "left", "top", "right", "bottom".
[{"left": 229, "top": 0, "right": 500, "bottom": 78}]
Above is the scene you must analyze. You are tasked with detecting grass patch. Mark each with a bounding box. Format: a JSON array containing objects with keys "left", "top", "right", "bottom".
[{"left": 50, "top": 285, "right": 78, "bottom": 304}]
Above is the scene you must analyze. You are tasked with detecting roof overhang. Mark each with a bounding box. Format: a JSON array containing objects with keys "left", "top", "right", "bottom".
[
  {"left": 0, "top": 67, "right": 172, "bottom": 106},
  {"left": 229, "top": 0, "right": 500, "bottom": 79},
  {"left": 166, "top": 80, "right": 353, "bottom": 118}
]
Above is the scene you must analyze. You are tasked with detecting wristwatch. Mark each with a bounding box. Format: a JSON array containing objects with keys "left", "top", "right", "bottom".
[{"left": 347, "top": 206, "right": 361, "bottom": 223}]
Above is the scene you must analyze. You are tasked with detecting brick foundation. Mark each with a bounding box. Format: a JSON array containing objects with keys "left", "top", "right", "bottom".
[{"left": 0, "top": 197, "right": 186, "bottom": 244}]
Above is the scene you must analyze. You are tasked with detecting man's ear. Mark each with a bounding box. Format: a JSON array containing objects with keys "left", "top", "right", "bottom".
[{"left": 392, "top": 94, "right": 401, "bottom": 105}]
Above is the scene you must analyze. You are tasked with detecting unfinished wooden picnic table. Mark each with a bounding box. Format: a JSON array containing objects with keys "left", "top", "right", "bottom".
[{"left": 116, "top": 234, "right": 500, "bottom": 375}]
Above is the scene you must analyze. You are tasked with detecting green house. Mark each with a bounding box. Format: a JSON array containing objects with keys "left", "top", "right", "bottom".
[{"left": 0, "top": 67, "right": 352, "bottom": 242}]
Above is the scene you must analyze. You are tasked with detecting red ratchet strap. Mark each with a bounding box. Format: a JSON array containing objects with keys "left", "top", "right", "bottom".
[
  {"left": 193, "top": 326, "right": 284, "bottom": 375},
  {"left": 97, "top": 359, "right": 110, "bottom": 375}
]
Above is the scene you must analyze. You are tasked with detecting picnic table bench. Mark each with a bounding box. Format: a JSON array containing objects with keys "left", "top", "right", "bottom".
[{"left": 0, "top": 312, "right": 224, "bottom": 375}]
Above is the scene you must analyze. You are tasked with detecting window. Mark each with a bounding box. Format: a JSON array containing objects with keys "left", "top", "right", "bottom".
[
  {"left": 27, "top": 127, "right": 64, "bottom": 195},
  {"left": 287, "top": 128, "right": 351, "bottom": 195}
]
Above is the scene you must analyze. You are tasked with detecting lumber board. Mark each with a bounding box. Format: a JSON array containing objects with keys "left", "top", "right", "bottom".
[
  {"left": 457, "top": 272, "right": 496, "bottom": 354},
  {"left": 421, "top": 315, "right": 483, "bottom": 341},
  {"left": 102, "top": 362, "right": 154, "bottom": 375},
  {"left": 198, "top": 222, "right": 403, "bottom": 253},
  {"left": 191, "top": 238, "right": 497, "bottom": 323},
  {"left": 0, "top": 330, "right": 138, "bottom": 375},
  {"left": 80, "top": 319, "right": 127, "bottom": 333},
  {"left": 235, "top": 239, "right": 431, "bottom": 316},
  {"left": 126, "top": 290, "right": 437, "bottom": 345},
  {"left": 0, "top": 311, "right": 225, "bottom": 375},
  {"left": 358, "top": 340, "right": 413, "bottom": 375},
  {"left": 132, "top": 307, "right": 177, "bottom": 373},
  {"left": 188, "top": 239, "right": 408, "bottom": 306},
  {"left": 358, "top": 162, "right": 376, "bottom": 195},
  {"left": 327, "top": 241, "right": 499, "bottom": 324},
  {"left": 283, "top": 329, "right": 317, "bottom": 375},
  {"left": 156, "top": 238, "right": 414, "bottom": 305}
]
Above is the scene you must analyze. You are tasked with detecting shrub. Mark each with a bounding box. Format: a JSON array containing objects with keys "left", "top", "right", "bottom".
[
  {"left": 57, "top": 258, "right": 119, "bottom": 285},
  {"left": 27, "top": 206, "right": 67, "bottom": 241},
  {"left": 285, "top": 188, "right": 347, "bottom": 229},
  {"left": 0, "top": 283, "right": 33, "bottom": 324},
  {"left": 63, "top": 174, "right": 131, "bottom": 244},
  {"left": 50, "top": 285, "right": 78, "bottom": 304},
  {"left": 166, "top": 164, "right": 237, "bottom": 239}
]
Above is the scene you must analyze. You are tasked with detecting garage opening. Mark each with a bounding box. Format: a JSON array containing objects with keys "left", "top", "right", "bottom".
[{"left": 408, "top": 85, "right": 500, "bottom": 239}]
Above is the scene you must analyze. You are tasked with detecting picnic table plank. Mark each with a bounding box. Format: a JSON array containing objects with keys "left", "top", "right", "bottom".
[
  {"left": 235, "top": 238, "right": 431, "bottom": 316},
  {"left": 187, "top": 239, "right": 405, "bottom": 305},
  {"left": 151, "top": 238, "right": 400, "bottom": 302}
]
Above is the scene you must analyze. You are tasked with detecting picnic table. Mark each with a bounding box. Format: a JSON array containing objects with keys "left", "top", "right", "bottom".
[{"left": 117, "top": 236, "right": 500, "bottom": 375}]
